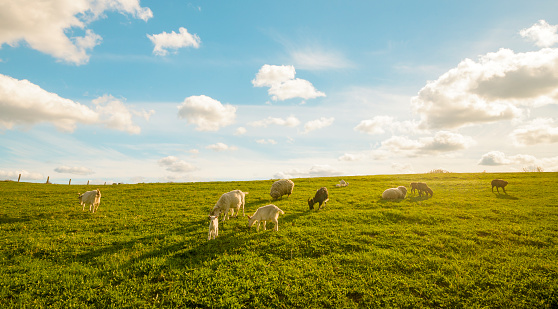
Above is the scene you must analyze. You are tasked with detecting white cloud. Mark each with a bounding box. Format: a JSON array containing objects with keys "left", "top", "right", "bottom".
[
  {"left": 0, "top": 73, "right": 98, "bottom": 132},
  {"left": 147, "top": 27, "right": 201, "bottom": 56},
  {"left": 520, "top": 20, "right": 558, "bottom": 48},
  {"left": 158, "top": 156, "right": 196, "bottom": 173},
  {"left": 290, "top": 47, "right": 353, "bottom": 70},
  {"left": 206, "top": 142, "right": 237, "bottom": 151},
  {"left": 391, "top": 162, "right": 414, "bottom": 173},
  {"left": 511, "top": 118, "right": 558, "bottom": 146},
  {"left": 478, "top": 151, "right": 538, "bottom": 166},
  {"left": 177, "top": 95, "right": 236, "bottom": 131},
  {"left": 338, "top": 153, "right": 367, "bottom": 162},
  {"left": 92, "top": 95, "right": 143, "bottom": 134},
  {"left": 302, "top": 117, "right": 334, "bottom": 134},
  {"left": 248, "top": 115, "right": 300, "bottom": 128},
  {"left": 412, "top": 48, "right": 558, "bottom": 130},
  {"left": 256, "top": 139, "right": 277, "bottom": 145},
  {"left": 354, "top": 116, "right": 394, "bottom": 135},
  {"left": 0, "top": 169, "right": 44, "bottom": 181},
  {"left": 54, "top": 166, "right": 93, "bottom": 175},
  {"left": 235, "top": 127, "right": 247, "bottom": 135},
  {"left": 274, "top": 164, "right": 343, "bottom": 179},
  {"left": 252, "top": 65, "right": 325, "bottom": 101},
  {"left": 0, "top": 0, "right": 152, "bottom": 65}
]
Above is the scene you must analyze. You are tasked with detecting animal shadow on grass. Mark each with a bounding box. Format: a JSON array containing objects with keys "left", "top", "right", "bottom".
[
  {"left": 0, "top": 214, "right": 30, "bottom": 224},
  {"left": 408, "top": 196, "right": 430, "bottom": 203},
  {"left": 494, "top": 193, "right": 519, "bottom": 200}
]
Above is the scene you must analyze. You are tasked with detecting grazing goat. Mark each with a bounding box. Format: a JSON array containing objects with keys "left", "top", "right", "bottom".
[
  {"left": 208, "top": 215, "right": 218, "bottom": 240},
  {"left": 210, "top": 190, "right": 248, "bottom": 222},
  {"left": 491, "top": 179, "right": 508, "bottom": 194},
  {"left": 335, "top": 180, "right": 349, "bottom": 187},
  {"left": 270, "top": 179, "right": 294, "bottom": 200},
  {"left": 78, "top": 189, "right": 102, "bottom": 213},
  {"left": 382, "top": 186, "right": 407, "bottom": 200},
  {"left": 308, "top": 187, "right": 329, "bottom": 210},
  {"left": 247, "top": 204, "right": 285, "bottom": 232},
  {"left": 410, "top": 182, "right": 433, "bottom": 197}
]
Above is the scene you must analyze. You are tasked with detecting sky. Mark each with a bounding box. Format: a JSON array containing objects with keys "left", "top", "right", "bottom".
[{"left": 1, "top": 0, "right": 558, "bottom": 184}]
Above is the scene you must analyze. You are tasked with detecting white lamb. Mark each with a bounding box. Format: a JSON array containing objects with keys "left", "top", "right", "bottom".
[
  {"left": 382, "top": 186, "right": 407, "bottom": 200},
  {"left": 270, "top": 179, "right": 294, "bottom": 200},
  {"left": 210, "top": 190, "right": 249, "bottom": 222},
  {"left": 247, "top": 204, "right": 285, "bottom": 232},
  {"left": 78, "top": 189, "right": 102, "bottom": 213},
  {"left": 208, "top": 215, "right": 218, "bottom": 240},
  {"left": 335, "top": 180, "right": 349, "bottom": 187}
]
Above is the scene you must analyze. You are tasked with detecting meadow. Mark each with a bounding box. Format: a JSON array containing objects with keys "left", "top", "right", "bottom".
[{"left": 0, "top": 173, "right": 557, "bottom": 308}]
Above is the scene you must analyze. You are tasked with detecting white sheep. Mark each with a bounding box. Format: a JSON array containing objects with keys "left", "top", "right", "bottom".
[
  {"left": 382, "top": 186, "right": 407, "bottom": 200},
  {"left": 247, "top": 204, "right": 285, "bottom": 232},
  {"left": 270, "top": 179, "right": 294, "bottom": 200},
  {"left": 335, "top": 180, "right": 349, "bottom": 187},
  {"left": 208, "top": 215, "right": 218, "bottom": 240},
  {"left": 210, "top": 190, "right": 249, "bottom": 222},
  {"left": 78, "top": 189, "right": 102, "bottom": 213}
]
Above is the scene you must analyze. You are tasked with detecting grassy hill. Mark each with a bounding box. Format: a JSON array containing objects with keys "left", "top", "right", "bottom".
[{"left": 1, "top": 173, "right": 557, "bottom": 308}]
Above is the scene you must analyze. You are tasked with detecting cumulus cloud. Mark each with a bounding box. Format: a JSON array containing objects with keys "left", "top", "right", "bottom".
[
  {"left": 478, "top": 151, "right": 538, "bottom": 166},
  {"left": 0, "top": 0, "right": 152, "bottom": 65},
  {"left": 93, "top": 95, "right": 145, "bottom": 134},
  {"left": 511, "top": 118, "right": 558, "bottom": 146},
  {"left": 234, "top": 127, "right": 247, "bottom": 135},
  {"left": 252, "top": 65, "right": 325, "bottom": 101},
  {"left": 177, "top": 95, "right": 236, "bottom": 131},
  {"left": 302, "top": 117, "right": 334, "bottom": 134},
  {"left": 206, "top": 142, "right": 237, "bottom": 151},
  {"left": 54, "top": 166, "right": 93, "bottom": 175},
  {"left": 520, "top": 20, "right": 558, "bottom": 48},
  {"left": 412, "top": 48, "right": 558, "bottom": 130},
  {"left": 147, "top": 27, "right": 201, "bottom": 56},
  {"left": 274, "top": 164, "right": 342, "bottom": 179},
  {"left": 248, "top": 115, "right": 300, "bottom": 128},
  {"left": 0, "top": 170, "right": 44, "bottom": 181},
  {"left": 354, "top": 116, "right": 394, "bottom": 135},
  {"left": 158, "top": 156, "right": 196, "bottom": 173},
  {"left": 256, "top": 139, "right": 277, "bottom": 145}
]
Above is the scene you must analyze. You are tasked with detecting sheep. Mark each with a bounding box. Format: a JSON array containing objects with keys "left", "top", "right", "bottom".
[
  {"left": 491, "top": 179, "right": 508, "bottom": 194},
  {"left": 78, "top": 189, "right": 102, "bottom": 213},
  {"left": 247, "top": 204, "right": 285, "bottom": 232},
  {"left": 382, "top": 186, "right": 407, "bottom": 200},
  {"left": 210, "top": 190, "right": 249, "bottom": 222},
  {"left": 411, "top": 182, "right": 433, "bottom": 197},
  {"left": 308, "top": 187, "right": 329, "bottom": 210},
  {"left": 270, "top": 179, "right": 294, "bottom": 200},
  {"left": 335, "top": 180, "right": 349, "bottom": 187},
  {"left": 208, "top": 215, "right": 219, "bottom": 240}
]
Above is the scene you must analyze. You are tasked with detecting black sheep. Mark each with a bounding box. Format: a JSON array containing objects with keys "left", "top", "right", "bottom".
[{"left": 308, "top": 187, "right": 329, "bottom": 210}]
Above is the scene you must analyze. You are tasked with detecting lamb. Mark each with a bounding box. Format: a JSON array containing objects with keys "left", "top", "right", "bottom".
[
  {"left": 308, "top": 187, "right": 329, "bottom": 210},
  {"left": 382, "top": 186, "right": 407, "bottom": 200},
  {"left": 78, "top": 189, "right": 102, "bottom": 213},
  {"left": 247, "top": 204, "right": 285, "bottom": 232},
  {"left": 208, "top": 215, "right": 219, "bottom": 240},
  {"left": 410, "top": 182, "right": 433, "bottom": 197},
  {"left": 491, "top": 179, "right": 508, "bottom": 194},
  {"left": 335, "top": 180, "right": 349, "bottom": 187},
  {"left": 210, "top": 190, "right": 248, "bottom": 222},
  {"left": 270, "top": 179, "right": 294, "bottom": 200}
]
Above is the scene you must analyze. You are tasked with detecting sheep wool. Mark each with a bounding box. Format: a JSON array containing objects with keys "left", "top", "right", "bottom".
[
  {"left": 270, "top": 179, "right": 295, "bottom": 200},
  {"left": 382, "top": 186, "right": 408, "bottom": 200}
]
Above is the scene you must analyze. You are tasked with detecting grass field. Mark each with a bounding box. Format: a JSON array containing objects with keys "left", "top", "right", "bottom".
[{"left": 1, "top": 173, "right": 557, "bottom": 308}]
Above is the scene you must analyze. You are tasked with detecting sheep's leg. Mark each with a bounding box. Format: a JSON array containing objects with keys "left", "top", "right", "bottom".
[
  {"left": 262, "top": 221, "right": 267, "bottom": 231},
  {"left": 273, "top": 218, "right": 279, "bottom": 231}
]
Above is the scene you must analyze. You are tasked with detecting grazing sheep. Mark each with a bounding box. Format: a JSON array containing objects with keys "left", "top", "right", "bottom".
[
  {"left": 411, "top": 182, "right": 433, "bottom": 197},
  {"left": 270, "top": 179, "right": 294, "bottom": 200},
  {"left": 335, "top": 180, "right": 349, "bottom": 187},
  {"left": 491, "top": 179, "right": 508, "bottom": 194},
  {"left": 247, "top": 204, "right": 285, "bottom": 232},
  {"left": 308, "top": 187, "right": 329, "bottom": 210},
  {"left": 208, "top": 215, "right": 219, "bottom": 240},
  {"left": 382, "top": 186, "right": 407, "bottom": 200},
  {"left": 78, "top": 189, "right": 102, "bottom": 213},
  {"left": 210, "top": 190, "right": 249, "bottom": 222}
]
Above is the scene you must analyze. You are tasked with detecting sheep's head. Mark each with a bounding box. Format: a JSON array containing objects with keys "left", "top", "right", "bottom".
[
  {"left": 308, "top": 198, "right": 315, "bottom": 210},
  {"left": 246, "top": 215, "right": 256, "bottom": 227}
]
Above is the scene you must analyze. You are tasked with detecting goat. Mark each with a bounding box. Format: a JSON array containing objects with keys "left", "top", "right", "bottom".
[
  {"left": 208, "top": 215, "right": 219, "bottom": 240},
  {"left": 210, "top": 190, "right": 248, "bottom": 222},
  {"left": 247, "top": 204, "right": 285, "bottom": 232},
  {"left": 491, "top": 179, "right": 508, "bottom": 194},
  {"left": 78, "top": 189, "right": 101, "bottom": 213},
  {"left": 308, "top": 187, "right": 329, "bottom": 210}
]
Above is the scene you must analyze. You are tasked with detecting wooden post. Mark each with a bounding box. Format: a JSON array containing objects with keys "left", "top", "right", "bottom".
[
  {"left": 46, "top": 176, "right": 50, "bottom": 184},
  {"left": 18, "top": 174, "right": 21, "bottom": 183},
  {"left": 87, "top": 180, "right": 90, "bottom": 185},
  {"left": 69, "top": 179, "right": 72, "bottom": 185}
]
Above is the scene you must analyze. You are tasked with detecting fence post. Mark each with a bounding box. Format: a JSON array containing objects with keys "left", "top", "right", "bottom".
[
  {"left": 69, "top": 179, "right": 72, "bottom": 185},
  {"left": 18, "top": 174, "right": 21, "bottom": 183},
  {"left": 87, "top": 180, "right": 90, "bottom": 185},
  {"left": 46, "top": 176, "right": 50, "bottom": 184}
]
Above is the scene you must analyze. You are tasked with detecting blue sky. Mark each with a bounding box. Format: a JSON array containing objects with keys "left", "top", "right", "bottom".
[{"left": 1, "top": 1, "right": 558, "bottom": 184}]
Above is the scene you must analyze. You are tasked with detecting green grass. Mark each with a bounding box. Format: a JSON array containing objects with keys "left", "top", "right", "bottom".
[{"left": 1, "top": 173, "right": 557, "bottom": 308}]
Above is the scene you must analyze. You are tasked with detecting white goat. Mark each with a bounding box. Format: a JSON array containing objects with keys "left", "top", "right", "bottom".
[
  {"left": 210, "top": 190, "right": 248, "bottom": 222},
  {"left": 78, "top": 189, "right": 102, "bottom": 213},
  {"left": 247, "top": 204, "right": 285, "bottom": 232},
  {"left": 208, "top": 215, "right": 219, "bottom": 240},
  {"left": 335, "top": 180, "right": 349, "bottom": 187}
]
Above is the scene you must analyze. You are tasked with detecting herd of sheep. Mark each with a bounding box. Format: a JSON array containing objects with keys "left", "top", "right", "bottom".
[{"left": 76, "top": 177, "right": 510, "bottom": 241}]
